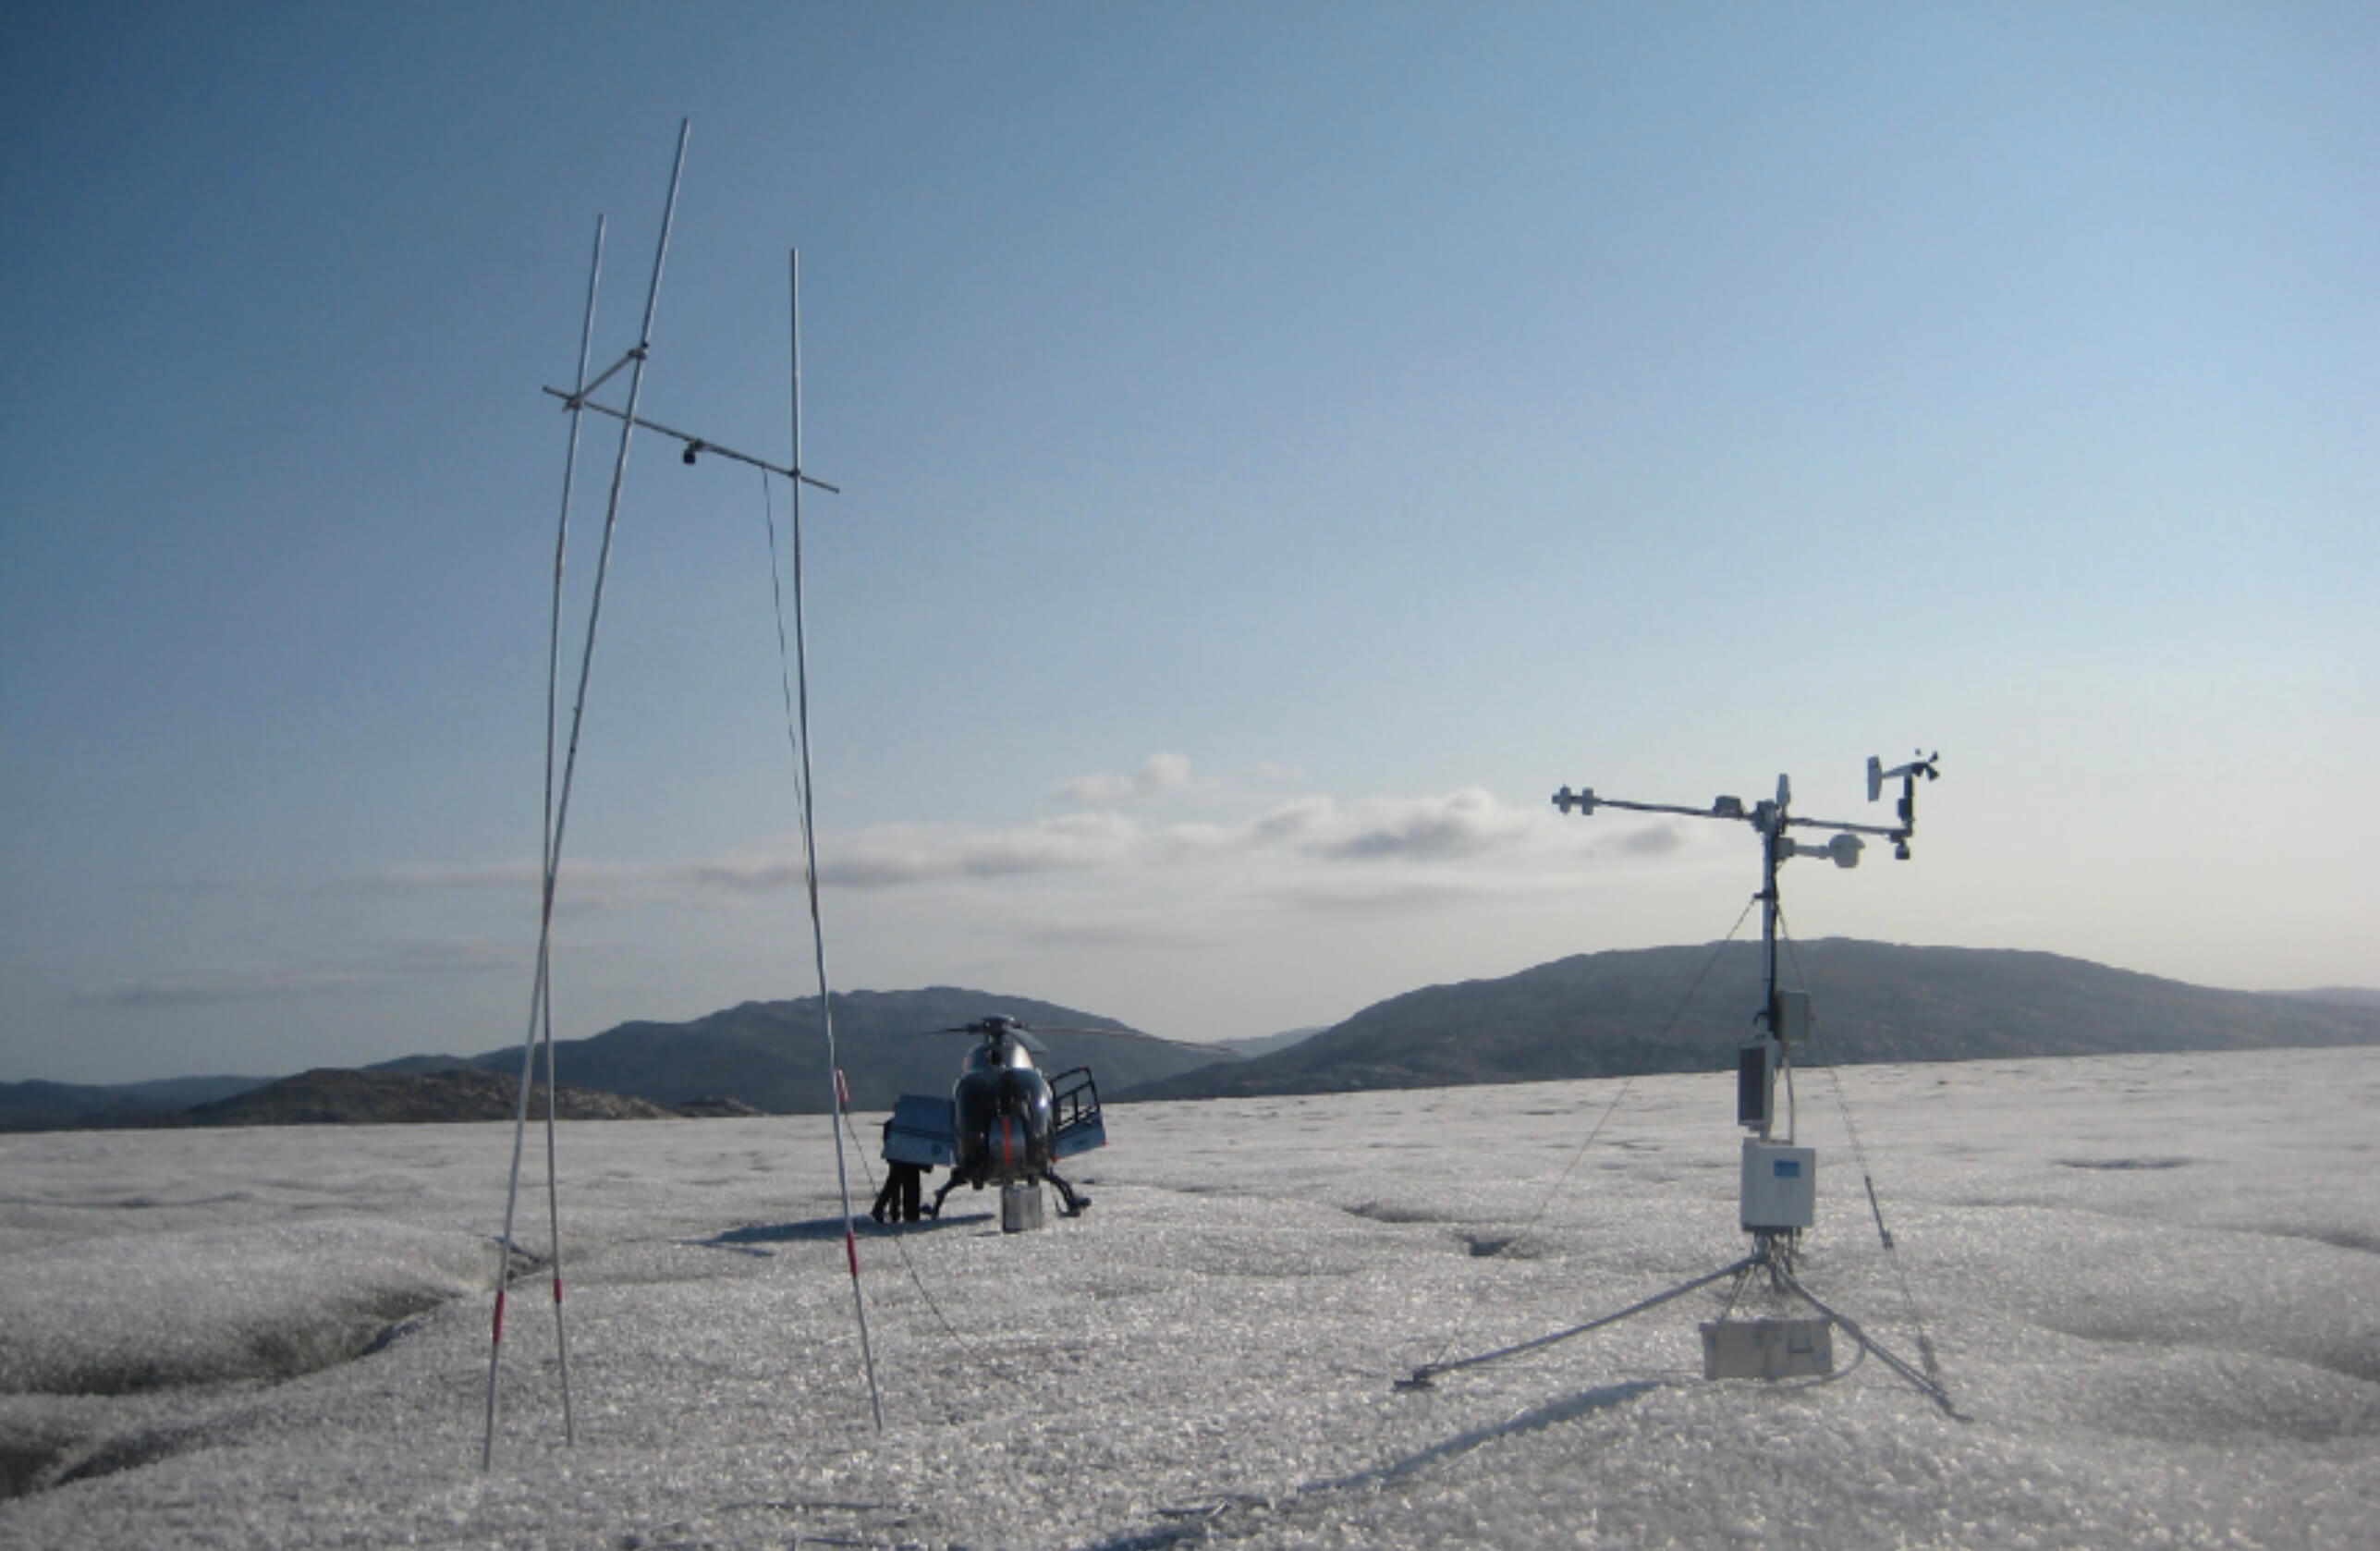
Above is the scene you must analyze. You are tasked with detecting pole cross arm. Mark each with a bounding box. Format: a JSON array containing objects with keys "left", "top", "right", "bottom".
[{"left": 542, "top": 386, "right": 842, "bottom": 494}]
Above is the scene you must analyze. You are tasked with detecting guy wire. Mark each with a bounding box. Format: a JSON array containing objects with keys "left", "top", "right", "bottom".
[
  {"left": 783, "top": 245, "right": 885, "bottom": 1429},
  {"left": 1413, "top": 896, "right": 1758, "bottom": 1375},
  {"left": 758, "top": 470, "right": 808, "bottom": 815},
  {"left": 758, "top": 469, "right": 1034, "bottom": 1400},
  {"left": 1776, "top": 920, "right": 1948, "bottom": 1394},
  {"left": 833, "top": 1106, "right": 1041, "bottom": 1394}
]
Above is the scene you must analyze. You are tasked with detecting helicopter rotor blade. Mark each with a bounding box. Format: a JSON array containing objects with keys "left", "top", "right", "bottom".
[
  {"left": 891, "top": 1019, "right": 1049, "bottom": 1051},
  {"left": 1016, "top": 1023, "right": 1184, "bottom": 1046},
  {"left": 892, "top": 1017, "right": 1188, "bottom": 1050}
]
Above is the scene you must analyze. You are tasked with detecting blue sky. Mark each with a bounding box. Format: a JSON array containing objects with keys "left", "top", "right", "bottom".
[{"left": 3, "top": 4, "right": 2373, "bottom": 1084}]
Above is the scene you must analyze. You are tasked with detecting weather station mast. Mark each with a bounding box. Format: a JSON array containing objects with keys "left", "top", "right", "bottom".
[
  {"left": 1553, "top": 752, "right": 1939, "bottom": 1278},
  {"left": 1401, "top": 751, "right": 1957, "bottom": 1414}
]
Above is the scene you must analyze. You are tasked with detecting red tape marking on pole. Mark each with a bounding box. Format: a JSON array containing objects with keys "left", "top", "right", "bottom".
[
  {"left": 492, "top": 1288, "right": 507, "bottom": 1345},
  {"left": 845, "top": 1229, "right": 860, "bottom": 1278},
  {"left": 553, "top": 1276, "right": 564, "bottom": 1303}
]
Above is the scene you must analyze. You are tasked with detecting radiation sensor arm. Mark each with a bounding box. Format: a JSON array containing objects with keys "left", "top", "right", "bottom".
[
  {"left": 1555, "top": 751, "right": 1942, "bottom": 863},
  {"left": 1551, "top": 787, "right": 1741, "bottom": 823}
]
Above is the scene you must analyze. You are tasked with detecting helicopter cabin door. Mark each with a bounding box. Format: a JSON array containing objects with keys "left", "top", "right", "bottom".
[
  {"left": 882, "top": 1094, "right": 957, "bottom": 1167},
  {"left": 1048, "top": 1068, "right": 1106, "bottom": 1158}
]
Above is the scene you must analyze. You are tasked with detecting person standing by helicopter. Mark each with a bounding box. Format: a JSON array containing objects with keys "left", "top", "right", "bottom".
[{"left": 871, "top": 1159, "right": 927, "bottom": 1224}]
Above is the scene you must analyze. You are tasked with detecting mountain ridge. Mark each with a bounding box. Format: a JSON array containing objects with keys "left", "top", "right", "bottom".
[
  {"left": 10, "top": 949, "right": 2376, "bottom": 1129},
  {"left": 176, "top": 1066, "right": 716, "bottom": 1126},
  {"left": 0, "top": 988, "right": 1229, "bottom": 1130},
  {"left": 1116, "top": 939, "right": 2380, "bottom": 1101},
  {"left": 447, "top": 985, "right": 1230, "bottom": 1115}
]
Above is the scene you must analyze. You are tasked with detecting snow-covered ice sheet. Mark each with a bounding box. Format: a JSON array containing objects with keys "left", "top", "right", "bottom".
[{"left": 1, "top": 1048, "right": 2374, "bottom": 1547}]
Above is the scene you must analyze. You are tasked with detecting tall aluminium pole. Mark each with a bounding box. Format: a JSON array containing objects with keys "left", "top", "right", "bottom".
[
  {"left": 788, "top": 248, "right": 885, "bottom": 1429},
  {"left": 507, "top": 173, "right": 880, "bottom": 1437},
  {"left": 489, "top": 211, "right": 604, "bottom": 1467},
  {"left": 487, "top": 120, "right": 690, "bottom": 1471},
  {"left": 537, "top": 211, "right": 604, "bottom": 1448}
]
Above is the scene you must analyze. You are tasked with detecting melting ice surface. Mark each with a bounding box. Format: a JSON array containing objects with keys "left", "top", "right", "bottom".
[{"left": 1, "top": 1047, "right": 2374, "bottom": 1548}]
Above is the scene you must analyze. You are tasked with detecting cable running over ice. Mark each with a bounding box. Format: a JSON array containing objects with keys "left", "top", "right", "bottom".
[
  {"left": 828, "top": 1105, "right": 1045, "bottom": 1393},
  {"left": 1776, "top": 921, "right": 1951, "bottom": 1400},
  {"left": 764, "top": 469, "right": 1024, "bottom": 1391},
  {"left": 1412, "top": 898, "right": 1757, "bottom": 1377}
]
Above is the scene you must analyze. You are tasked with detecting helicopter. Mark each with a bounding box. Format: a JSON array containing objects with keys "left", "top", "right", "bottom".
[{"left": 879, "top": 1016, "right": 1112, "bottom": 1220}]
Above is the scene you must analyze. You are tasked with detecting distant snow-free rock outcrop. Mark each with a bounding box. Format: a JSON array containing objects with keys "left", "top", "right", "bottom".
[
  {"left": 177, "top": 1067, "right": 689, "bottom": 1126},
  {"left": 0, "top": 1074, "right": 269, "bottom": 1132}
]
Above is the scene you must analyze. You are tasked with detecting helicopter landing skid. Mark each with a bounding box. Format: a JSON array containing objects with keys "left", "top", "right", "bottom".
[{"left": 921, "top": 1170, "right": 1090, "bottom": 1220}]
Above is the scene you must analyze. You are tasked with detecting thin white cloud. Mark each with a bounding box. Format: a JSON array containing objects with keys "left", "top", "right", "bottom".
[
  {"left": 677, "top": 855, "right": 809, "bottom": 896},
  {"left": 1245, "top": 795, "right": 1334, "bottom": 844},
  {"left": 1295, "top": 788, "right": 1540, "bottom": 862},
  {"left": 1605, "top": 822, "right": 1685, "bottom": 858},
  {"left": 371, "top": 856, "right": 734, "bottom": 913},
  {"left": 1052, "top": 752, "right": 1199, "bottom": 805},
  {"left": 364, "top": 788, "right": 1676, "bottom": 916},
  {"left": 815, "top": 788, "right": 1573, "bottom": 888},
  {"left": 1263, "top": 876, "right": 1508, "bottom": 919},
  {"left": 373, "top": 860, "right": 542, "bottom": 893},
  {"left": 78, "top": 941, "right": 519, "bottom": 1010},
  {"left": 1005, "top": 914, "right": 1228, "bottom": 951},
  {"left": 823, "top": 813, "right": 1139, "bottom": 887},
  {"left": 79, "top": 965, "right": 379, "bottom": 1009}
]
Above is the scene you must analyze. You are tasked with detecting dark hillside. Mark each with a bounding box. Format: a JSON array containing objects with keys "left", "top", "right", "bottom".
[
  {"left": 1119, "top": 940, "right": 2380, "bottom": 1101},
  {"left": 458, "top": 986, "right": 1231, "bottom": 1114},
  {"left": 0, "top": 1075, "right": 269, "bottom": 1131},
  {"left": 178, "top": 1067, "right": 690, "bottom": 1126}
]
